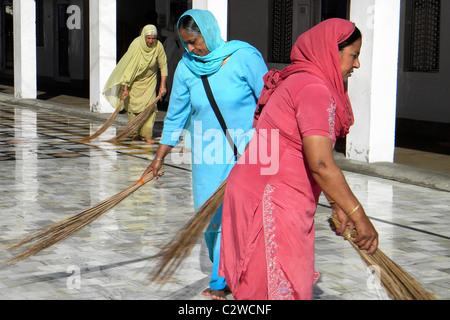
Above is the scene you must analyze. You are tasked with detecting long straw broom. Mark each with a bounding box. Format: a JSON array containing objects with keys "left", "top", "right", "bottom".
[
  {"left": 328, "top": 214, "right": 435, "bottom": 300},
  {"left": 77, "top": 96, "right": 160, "bottom": 143},
  {"left": 152, "top": 180, "right": 227, "bottom": 281},
  {"left": 76, "top": 100, "right": 124, "bottom": 143},
  {"left": 151, "top": 181, "right": 436, "bottom": 301},
  {"left": 108, "top": 96, "right": 161, "bottom": 143},
  {"left": 3, "top": 168, "right": 164, "bottom": 265}
]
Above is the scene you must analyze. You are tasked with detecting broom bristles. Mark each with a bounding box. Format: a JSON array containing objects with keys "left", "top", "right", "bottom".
[
  {"left": 77, "top": 100, "right": 124, "bottom": 143},
  {"left": 328, "top": 215, "right": 435, "bottom": 300},
  {"left": 151, "top": 180, "right": 227, "bottom": 281},
  {"left": 108, "top": 96, "right": 161, "bottom": 143},
  {"left": 151, "top": 182, "right": 435, "bottom": 300},
  {"left": 3, "top": 169, "right": 161, "bottom": 265}
]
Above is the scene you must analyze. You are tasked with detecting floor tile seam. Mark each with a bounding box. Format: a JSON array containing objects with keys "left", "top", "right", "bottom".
[{"left": 317, "top": 203, "right": 450, "bottom": 241}]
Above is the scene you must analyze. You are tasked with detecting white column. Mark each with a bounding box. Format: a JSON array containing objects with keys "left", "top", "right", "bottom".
[
  {"left": 192, "top": 0, "right": 228, "bottom": 40},
  {"left": 347, "top": 0, "right": 401, "bottom": 163},
  {"left": 89, "top": 0, "right": 116, "bottom": 113},
  {"left": 13, "top": 0, "right": 36, "bottom": 99}
]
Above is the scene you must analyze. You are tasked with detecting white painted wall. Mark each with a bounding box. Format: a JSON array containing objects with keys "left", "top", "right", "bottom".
[
  {"left": 89, "top": 0, "right": 116, "bottom": 113},
  {"left": 192, "top": 0, "right": 228, "bottom": 40},
  {"left": 347, "top": 0, "right": 401, "bottom": 163},
  {"left": 13, "top": 0, "right": 36, "bottom": 99}
]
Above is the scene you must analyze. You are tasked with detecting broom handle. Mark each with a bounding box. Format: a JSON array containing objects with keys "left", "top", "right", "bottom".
[{"left": 79, "top": 99, "right": 124, "bottom": 142}]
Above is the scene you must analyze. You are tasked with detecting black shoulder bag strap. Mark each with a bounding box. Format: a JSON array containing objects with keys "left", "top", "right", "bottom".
[{"left": 201, "top": 75, "right": 241, "bottom": 161}]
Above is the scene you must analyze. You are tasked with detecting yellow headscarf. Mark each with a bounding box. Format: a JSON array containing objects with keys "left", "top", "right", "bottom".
[{"left": 103, "top": 25, "right": 159, "bottom": 109}]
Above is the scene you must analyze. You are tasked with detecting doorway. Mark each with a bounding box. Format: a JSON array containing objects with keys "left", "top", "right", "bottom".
[
  {"left": 1, "top": 1, "right": 13, "bottom": 73},
  {"left": 56, "top": 2, "right": 70, "bottom": 79}
]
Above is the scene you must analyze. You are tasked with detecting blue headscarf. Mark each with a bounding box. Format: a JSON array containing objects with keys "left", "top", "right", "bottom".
[{"left": 178, "top": 9, "right": 259, "bottom": 76}]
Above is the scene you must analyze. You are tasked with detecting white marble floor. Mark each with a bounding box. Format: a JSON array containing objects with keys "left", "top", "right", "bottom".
[{"left": 0, "top": 103, "right": 449, "bottom": 300}]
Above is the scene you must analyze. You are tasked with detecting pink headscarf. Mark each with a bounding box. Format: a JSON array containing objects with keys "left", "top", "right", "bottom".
[{"left": 254, "top": 18, "right": 357, "bottom": 137}]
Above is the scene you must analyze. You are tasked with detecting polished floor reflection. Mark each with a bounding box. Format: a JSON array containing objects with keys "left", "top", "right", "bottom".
[{"left": 0, "top": 103, "right": 449, "bottom": 300}]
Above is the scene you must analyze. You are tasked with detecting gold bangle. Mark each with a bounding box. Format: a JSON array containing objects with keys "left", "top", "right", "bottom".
[
  {"left": 328, "top": 200, "right": 335, "bottom": 205},
  {"left": 347, "top": 202, "right": 361, "bottom": 217}
]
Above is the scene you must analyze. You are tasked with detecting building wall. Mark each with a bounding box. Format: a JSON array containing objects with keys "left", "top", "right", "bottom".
[
  {"left": 397, "top": 0, "right": 450, "bottom": 124},
  {"left": 228, "top": 0, "right": 335, "bottom": 70},
  {"left": 35, "top": 0, "right": 54, "bottom": 79},
  {"left": 228, "top": 0, "right": 449, "bottom": 127},
  {"left": 1, "top": 0, "right": 448, "bottom": 126},
  {"left": 0, "top": 1, "right": 14, "bottom": 73},
  {"left": 36, "top": 0, "right": 88, "bottom": 82},
  {"left": 10, "top": 0, "right": 157, "bottom": 83},
  {"left": 117, "top": 0, "right": 157, "bottom": 58},
  {"left": 228, "top": 0, "right": 270, "bottom": 61}
]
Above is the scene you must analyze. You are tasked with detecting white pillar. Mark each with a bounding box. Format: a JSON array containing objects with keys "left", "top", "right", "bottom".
[
  {"left": 89, "top": 0, "right": 116, "bottom": 113},
  {"left": 347, "top": 0, "right": 401, "bottom": 163},
  {"left": 192, "top": 0, "right": 228, "bottom": 40},
  {"left": 13, "top": 0, "right": 36, "bottom": 99}
]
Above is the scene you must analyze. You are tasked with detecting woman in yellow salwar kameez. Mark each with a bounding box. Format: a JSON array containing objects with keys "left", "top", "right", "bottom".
[{"left": 103, "top": 25, "right": 168, "bottom": 144}]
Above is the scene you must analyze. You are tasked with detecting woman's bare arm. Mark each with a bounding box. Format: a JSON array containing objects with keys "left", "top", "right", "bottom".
[{"left": 303, "top": 135, "right": 378, "bottom": 254}]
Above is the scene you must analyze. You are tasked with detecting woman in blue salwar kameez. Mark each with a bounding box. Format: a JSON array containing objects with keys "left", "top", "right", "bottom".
[{"left": 143, "top": 9, "right": 267, "bottom": 299}]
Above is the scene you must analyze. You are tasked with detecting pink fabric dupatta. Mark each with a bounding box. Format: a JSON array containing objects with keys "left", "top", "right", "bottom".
[{"left": 254, "top": 18, "right": 356, "bottom": 138}]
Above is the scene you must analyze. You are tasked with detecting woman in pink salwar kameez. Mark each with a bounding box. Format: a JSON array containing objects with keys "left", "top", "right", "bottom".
[{"left": 219, "top": 18, "right": 379, "bottom": 300}]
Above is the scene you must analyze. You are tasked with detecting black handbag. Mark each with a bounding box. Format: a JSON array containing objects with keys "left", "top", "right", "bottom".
[{"left": 201, "top": 75, "right": 241, "bottom": 161}]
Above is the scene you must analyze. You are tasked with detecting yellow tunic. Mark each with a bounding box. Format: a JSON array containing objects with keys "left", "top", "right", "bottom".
[
  {"left": 126, "top": 41, "right": 167, "bottom": 114},
  {"left": 103, "top": 25, "right": 168, "bottom": 139}
]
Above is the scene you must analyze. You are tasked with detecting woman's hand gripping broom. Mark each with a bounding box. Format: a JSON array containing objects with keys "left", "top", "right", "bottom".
[{"left": 328, "top": 214, "right": 435, "bottom": 300}]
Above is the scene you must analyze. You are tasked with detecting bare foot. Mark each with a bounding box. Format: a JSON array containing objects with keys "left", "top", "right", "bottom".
[
  {"left": 201, "top": 287, "right": 229, "bottom": 300},
  {"left": 132, "top": 135, "right": 156, "bottom": 144},
  {"left": 144, "top": 138, "right": 156, "bottom": 144},
  {"left": 202, "top": 288, "right": 212, "bottom": 297},
  {"left": 211, "top": 290, "right": 227, "bottom": 300}
]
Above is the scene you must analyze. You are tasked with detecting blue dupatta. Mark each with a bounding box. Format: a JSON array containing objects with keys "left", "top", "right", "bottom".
[{"left": 178, "top": 9, "right": 258, "bottom": 76}]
